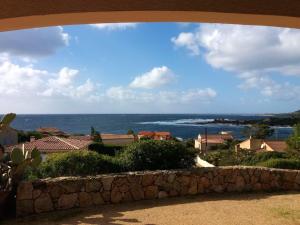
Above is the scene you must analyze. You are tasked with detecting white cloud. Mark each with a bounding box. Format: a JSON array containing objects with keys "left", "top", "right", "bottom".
[
  {"left": 171, "top": 32, "right": 200, "bottom": 55},
  {"left": 0, "top": 26, "right": 69, "bottom": 59},
  {"left": 105, "top": 86, "right": 216, "bottom": 105},
  {"left": 172, "top": 24, "right": 300, "bottom": 101},
  {"left": 130, "top": 66, "right": 176, "bottom": 89},
  {"left": 180, "top": 88, "right": 217, "bottom": 103},
  {"left": 90, "top": 23, "right": 138, "bottom": 31},
  {"left": 0, "top": 58, "right": 97, "bottom": 102}
]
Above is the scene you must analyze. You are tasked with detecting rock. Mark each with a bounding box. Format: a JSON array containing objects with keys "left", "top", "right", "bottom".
[
  {"left": 167, "top": 174, "right": 176, "bottom": 183},
  {"left": 91, "top": 192, "right": 105, "bottom": 205},
  {"left": 111, "top": 187, "right": 122, "bottom": 203},
  {"left": 213, "top": 185, "right": 224, "bottom": 193},
  {"left": 178, "top": 176, "right": 190, "bottom": 186},
  {"left": 102, "top": 191, "right": 111, "bottom": 202},
  {"left": 158, "top": 191, "right": 168, "bottom": 199},
  {"left": 200, "top": 177, "right": 210, "bottom": 188},
  {"left": 284, "top": 172, "right": 297, "bottom": 183},
  {"left": 169, "top": 189, "right": 179, "bottom": 197},
  {"left": 114, "top": 177, "right": 128, "bottom": 187},
  {"left": 295, "top": 173, "right": 300, "bottom": 184},
  {"left": 101, "top": 177, "right": 114, "bottom": 191},
  {"left": 58, "top": 193, "right": 78, "bottom": 209},
  {"left": 122, "top": 191, "right": 133, "bottom": 202},
  {"left": 235, "top": 176, "right": 245, "bottom": 191},
  {"left": 86, "top": 180, "right": 102, "bottom": 192},
  {"left": 60, "top": 180, "right": 84, "bottom": 193},
  {"left": 17, "top": 182, "right": 33, "bottom": 200},
  {"left": 34, "top": 193, "right": 53, "bottom": 213},
  {"left": 50, "top": 185, "right": 65, "bottom": 199},
  {"left": 78, "top": 192, "right": 93, "bottom": 207},
  {"left": 130, "top": 184, "right": 144, "bottom": 200},
  {"left": 144, "top": 186, "right": 158, "bottom": 199},
  {"left": 260, "top": 171, "right": 271, "bottom": 183},
  {"left": 119, "top": 184, "right": 129, "bottom": 193},
  {"left": 17, "top": 200, "right": 34, "bottom": 216},
  {"left": 188, "top": 178, "right": 198, "bottom": 195},
  {"left": 142, "top": 174, "right": 154, "bottom": 186},
  {"left": 32, "top": 189, "right": 42, "bottom": 199}
]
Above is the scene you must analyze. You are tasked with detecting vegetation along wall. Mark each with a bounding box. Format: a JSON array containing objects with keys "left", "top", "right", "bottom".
[{"left": 16, "top": 166, "right": 300, "bottom": 217}]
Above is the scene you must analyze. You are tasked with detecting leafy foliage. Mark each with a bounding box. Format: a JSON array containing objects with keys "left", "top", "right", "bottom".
[
  {"left": 242, "top": 124, "right": 274, "bottom": 139},
  {"left": 88, "top": 142, "right": 123, "bottom": 156},
  {"left": 17, "top": 130, "right": 43, "bottom": 143},
  {"left": 286, "top": 123, "right": 300, "bottom": 150},
  {"left": 258, "top": 159, "right": 300, "bottom": 170},
  {"left": 120, "top": 140, "right": 197, "bottom": 171},
  {"left": 127, "top": 129, "right": 135, "bottom": 135},
  {"left": 37, "top": 151, "right": 122, "bottom": 178}
]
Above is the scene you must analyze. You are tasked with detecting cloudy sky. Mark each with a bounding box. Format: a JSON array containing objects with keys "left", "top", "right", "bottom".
[{"left": 0, "top": 22, "right": 300, "bottom": 114}]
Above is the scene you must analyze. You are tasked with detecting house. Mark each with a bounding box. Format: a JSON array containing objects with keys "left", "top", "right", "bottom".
[
  {"left": 194, "top": 131, "right": 233, "bottom": 152},
  {"left": 71, "top": 133, "right": 135, "bottom": 146},
  {"left": 235, "top": 137, "right": 263, "bottom": 152},
  {"left": 101, "top": 134, "right": 135, "bottom": 145},
  {"left": 261, "top": 141, "right": 288, "bottom": 152},
  {"left": 36, "top": 127, "right": 68, "bottom": 137},
  {"left": 0, "top": 126, "right": 18, "bottom": 147},
  {"left": 7, "top": 136, "right": 92, "bottom": 160},
  {"left": 138, "top": 131, "right": 171, "bottom": 140},
  {"left": 235, "top": 137, "right": 288, "bottom": 152}
]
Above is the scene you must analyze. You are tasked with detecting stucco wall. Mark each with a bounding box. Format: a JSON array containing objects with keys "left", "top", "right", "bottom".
[{"left": 16, "top": 167, "right": 300, "bottom": 217}]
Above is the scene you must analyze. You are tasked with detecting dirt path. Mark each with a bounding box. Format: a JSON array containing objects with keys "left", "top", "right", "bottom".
[{"left": 4, "top": 192, "right": 300, "bottom": 225}]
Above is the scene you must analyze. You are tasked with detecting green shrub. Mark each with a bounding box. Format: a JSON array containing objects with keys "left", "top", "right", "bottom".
[
  {"left": 202, "top": 150, "right": 237, "bottom": 166},
  {"left": 243, "top": 151, "right": 288, "bottom": 165},
  {"left": 119, "top": 140, "right": 197, "bottom": 171},
  {"left": 88, "top": 142, "right": 123, "bottom": 156},
  {"left": 37, "top": 151, "right": 123, "bottom": 178},
  {"left": 258, "top": 158, "right": 300, "bottom": 170}
]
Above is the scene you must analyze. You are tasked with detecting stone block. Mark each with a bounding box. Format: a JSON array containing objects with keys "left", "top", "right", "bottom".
[
  {"left": 57, "top": 193, "right": 78, "bottom": 209},
  {"left": 34, "top": 193, "right": 53, "bottom": 213}
]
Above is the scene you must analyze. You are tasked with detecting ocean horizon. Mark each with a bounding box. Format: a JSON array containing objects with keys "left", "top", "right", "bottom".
[{"left": 8, "top": 114, "right": 293, "bottom": 140}]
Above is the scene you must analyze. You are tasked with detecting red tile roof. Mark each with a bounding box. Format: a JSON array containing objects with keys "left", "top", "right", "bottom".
[
  {"left": 7, "top": 136, "right": 92, "bottom": 153},
  {"left": 264, "top": 141, "right": 288, "bottom": 152}
]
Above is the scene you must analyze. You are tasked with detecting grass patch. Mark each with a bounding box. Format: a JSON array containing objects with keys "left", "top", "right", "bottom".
[{"left": 271, "top": 207, "right": 300, "bottom": 221}]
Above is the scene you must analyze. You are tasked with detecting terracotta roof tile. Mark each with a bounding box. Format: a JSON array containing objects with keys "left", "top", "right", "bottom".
[{"left": 7, "top": 136, "right": 92, "bottom": 153}]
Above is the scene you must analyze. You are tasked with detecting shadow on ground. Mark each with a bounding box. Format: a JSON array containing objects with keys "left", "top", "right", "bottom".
[{"left": 3, "top": 191, "right": 299, "bottom": 225}]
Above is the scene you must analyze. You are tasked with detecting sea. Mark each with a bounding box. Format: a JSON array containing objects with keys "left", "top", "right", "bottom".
[{"left": 9, "top": 114, "right": 293, "bottom": 140}]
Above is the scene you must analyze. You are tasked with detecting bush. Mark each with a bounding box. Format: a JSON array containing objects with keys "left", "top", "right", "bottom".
[
  {"left": 37, "top": 151, "right": 123, "bottom": 178},
  {"left": 119, "top": 140, "right": 197, "bottom": 171},
  {"left": 258, "top": 158, "right": 300, "bottom": 170},
  {"left": 202, "top": 150, "right": 237, "bottom": 166},
  {"left": 88, "top": 142, "right": 123, "bottom": 156},
  {"left": 244, "top": 151, "right": 288, "bottom": 165}
]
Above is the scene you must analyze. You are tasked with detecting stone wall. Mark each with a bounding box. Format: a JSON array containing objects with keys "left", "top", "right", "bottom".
[{"left": 16, "top": 166, "right": 300, "bottom": 217}]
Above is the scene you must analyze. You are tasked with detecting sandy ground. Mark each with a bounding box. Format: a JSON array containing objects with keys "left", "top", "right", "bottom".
[{"left": 3, "top": 192, "right": 300, "bottom": 225}]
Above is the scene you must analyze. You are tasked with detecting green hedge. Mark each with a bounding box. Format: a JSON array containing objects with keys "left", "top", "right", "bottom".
[
  {"left": 88, "top": 142, "right": 123, "bottom": 156},
  {"left": 37, "top": 151, "right": 123, "bottom": 177},
  {"left": 120, "top": 140, "right": 197, "bottom": 171},
  {"left": 258, "top": 158, "right": 300, "bottom": 170},
  {"left": 26, "top": 140, "right": 197, "bottom": 179}
]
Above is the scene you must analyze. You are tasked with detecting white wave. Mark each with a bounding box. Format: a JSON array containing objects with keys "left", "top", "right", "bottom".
[{"left": 138, "top": 118, "right": 214, "bottom": 126}]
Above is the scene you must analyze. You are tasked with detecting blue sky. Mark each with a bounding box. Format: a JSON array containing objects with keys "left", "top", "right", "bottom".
[{"left": 0, "top": 22, "right": 300, "bottom": 114}]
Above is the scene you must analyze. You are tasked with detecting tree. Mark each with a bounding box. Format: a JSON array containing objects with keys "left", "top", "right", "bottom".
[
  {"left": 93, "top": 131, "right": 103, "bottom": 143},
  {"left": 287, "top": 123, "right": 300, "bottom": 150},
  {"left": 242, "top": 124, "right": 274, "bottom": 139},
  {"left": 90, "top": 126, "right": 96, "bottom": 136},
  {"left": 90, "top": 126, "right": 103, "bottom": 143},
  {"left": 127, "top": 129, "right": 135, "bottom": 135},
  {"left": 120, "top": 140, "right": 197, "bottom": 171}
]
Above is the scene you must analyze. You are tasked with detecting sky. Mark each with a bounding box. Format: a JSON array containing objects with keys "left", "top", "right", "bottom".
[{"left": 0, "top": 22, "right": 300, "bottom": 114}]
